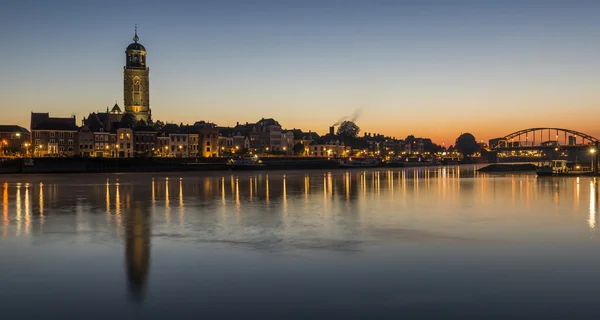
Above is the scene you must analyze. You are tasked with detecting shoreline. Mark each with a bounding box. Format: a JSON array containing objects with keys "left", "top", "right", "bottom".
[{"left": 0, "top": 157, "right": 477, "bottom": 174}]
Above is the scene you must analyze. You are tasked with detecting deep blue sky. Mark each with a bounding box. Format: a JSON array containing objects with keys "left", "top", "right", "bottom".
[{"left": 2, "top": 0, "right": 600, "bottom": 143}]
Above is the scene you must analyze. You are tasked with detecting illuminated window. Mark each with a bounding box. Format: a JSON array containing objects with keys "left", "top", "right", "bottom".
[
  {"left": 126, "top": 133, "right": 131, "bottom": 139},
  {"left": 132, "top": 77, "right": 141, "bottom": 106}
]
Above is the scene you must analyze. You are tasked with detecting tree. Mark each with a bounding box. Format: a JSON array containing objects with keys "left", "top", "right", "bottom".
[
  {"left": 293, "top": 142, "right": 305, "bottom": 156},
  {"left": 120, "top": 113, "right": 136, "bottom": 128},
  {"left": 337, "top": 121, "right": 360, "bottom": 138},
  {"left": 153, "top": 120, "right": 165, "bottom": 132},
  {"left": 455, "top": 133, "right": 479, "bottom": 158}
]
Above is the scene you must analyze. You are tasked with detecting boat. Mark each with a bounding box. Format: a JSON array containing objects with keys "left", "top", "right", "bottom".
[
  {"left": 386, "top": 157, "right": 440, "bottom": 167},
  {"left": 339, "top": 158, "right": 379, "bottom": 168},
  {"left": 227, "top": 156, "right": 265, "bottom": 169},
  {"left": 536, "top": 160, "right": 568, "bottom": 176}
]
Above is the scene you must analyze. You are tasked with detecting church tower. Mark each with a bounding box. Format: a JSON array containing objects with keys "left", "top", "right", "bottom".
[{"left": 124, "top": 26, "right": 151, "bottom": 122}]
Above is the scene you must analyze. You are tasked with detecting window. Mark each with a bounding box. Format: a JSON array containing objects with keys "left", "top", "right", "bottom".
[
  {"left": 119, "top": 133, "right": 124, "bottom": 140},
  {"left": 183, "top": 136, "right": 187, "bottom": 142},
  {"left": 206, "top": 141, "right": 211, "bottom": 146},
  {"left": 35, "top": 132, "right": 40, "bottom": 138},
  {"left": 127, "top": 143, "right": 131, "bottom": 148},
  {"left": 68, "top": 140, "right": 73, "bottom": 146},
  {"left": 59, "top": 132, "right": 64, "bottom": 138},
  {"left": 50, "top": 132, "right": 55, "bottom": 138},
  {"left": 59, "top": 146, "right": 64, "bottom": 152},
  {"left": 49, "top": 139, "right": 55, "bottom": 144},
  {"left": 132, "top": 76, "right": 142, "bottom": 105},
  {"left": 171, "top": 146, "right": 175, "bottom": 152},
  {"left": 120, "top": 143, "right": 124, "bottom": 149},
  {"left": 206, "top": 147, "right": 210, "bottom": 152},
  {"left": 126, "top": 133, "right": 131, "bottom": 140},
  {"left": 35, "top": 139, "right": 40, "bottom": 145},
  {"left": 59, "top": 139, "right": 64, "bottom": 145}
]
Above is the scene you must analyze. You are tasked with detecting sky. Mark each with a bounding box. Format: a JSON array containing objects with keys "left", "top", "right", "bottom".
[{"left": 1, "top": 0, "right": 600, "bottom": 145}]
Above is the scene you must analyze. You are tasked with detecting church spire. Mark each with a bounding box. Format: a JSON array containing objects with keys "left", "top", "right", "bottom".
[{"left": 133, "top": 24, "right": 139, "bottom": 43}]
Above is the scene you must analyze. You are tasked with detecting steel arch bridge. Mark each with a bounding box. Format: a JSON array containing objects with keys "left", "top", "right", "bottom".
[{"left": 492, "top": 127, "right": 599, "bottom": 149}]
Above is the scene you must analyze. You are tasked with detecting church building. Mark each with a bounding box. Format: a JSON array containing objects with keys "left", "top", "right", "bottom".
[{"left": 123, "top": 26, "right": 151, "bottom": 122}]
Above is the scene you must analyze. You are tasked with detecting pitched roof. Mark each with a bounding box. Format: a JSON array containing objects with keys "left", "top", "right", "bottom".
[
  {"left": 83, "top": 113, "right": 105, "bottom": 132},
  {"left": 110, "top": 103, "right": 122, "bottom": 114},
  {"left": 30, "top": 112, "right": 49, "bottom": 130},
  {"left": 0, "top": 125, "right": 30, "bottom": 134},
  {"left": 32, "top": 115, "right": 78, "bottom": 131}
]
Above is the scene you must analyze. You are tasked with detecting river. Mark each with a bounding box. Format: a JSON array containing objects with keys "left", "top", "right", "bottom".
[{"left": 1, "top": 166, "right": 600, "bottom": 318}]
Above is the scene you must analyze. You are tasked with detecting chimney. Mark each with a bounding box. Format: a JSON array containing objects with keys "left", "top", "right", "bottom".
[{"left": 329, "top": 126, "right": 334, "bottom": 136}]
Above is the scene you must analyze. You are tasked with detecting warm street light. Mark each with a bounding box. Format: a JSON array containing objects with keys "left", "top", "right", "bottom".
[{"left": 590, "top": 148, "right": 597, "bottom": 171}]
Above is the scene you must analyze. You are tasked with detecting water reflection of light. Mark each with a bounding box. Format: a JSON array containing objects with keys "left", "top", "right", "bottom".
[
  {"left": 16, "top": 184, "right": 21, "bottom": 236},
  {"left": 375, "top": 171, "right": 380, "bottom": 198},
  {"left": 304, "top": 175, "right": 310, "bottom": 201},
  {"left": 106, "top": 180, "right": 111, "bottom": 226},
  {"left": 323, "top": 174, "right": 327, "bottom": 201},
  {"left": 3, "top": 183, "right": 8, "bottom": 237},
  {"left": 179, "top": 179, "right": 184, "bottom": 226},
  {"left": 221, "top": 177, "right": 226, "bottom": 205},
  {"left": 282, "top": 175, "right": 287, "bottom": 214},
  {"left": 151, "top": 178, "right": 155, "bottom": 204},
  {"left": 249, "top": 176, "right": 253, "bottom": 201},
  {"left": 362, "top": 171, "right": 367, "bottom": 197},
  {"left": 116, "top": 181, "right": 121, "bottom": 214},
  {"left": 345, "top": 172, "right": 351, "bottom": 200},
  {"left": 266, "top": 175, "right": 270, "bottom": 205},
  {"left": 24, "top": 183, "right": 30, "bottom": 235},
  {"left": 589, "top": 180, "right": 597, "bottom": 229},
  {"left": 328, "top": 173, "right": 333, "bottom": 198},
  {"left": 39, "top": 182, "right": 44, "bottom": 226},
  {"left": 388, "top": 170, "right": 394, "bottom": 198},
  {"left": 165, "top": 178, "right": 170, "bottom": 226},
  {"left": 235, "top": 178, "right": 240, "bottom": 212},
  {"left": 575, "top": 178, "right": 580, "bottom": 211}
]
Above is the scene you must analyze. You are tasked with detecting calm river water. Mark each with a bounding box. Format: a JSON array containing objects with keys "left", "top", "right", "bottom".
[{"left": 1, "top": 166, "right": 600, "bottom": 318}]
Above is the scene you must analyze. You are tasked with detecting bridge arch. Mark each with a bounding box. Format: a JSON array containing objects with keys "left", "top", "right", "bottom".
[{"left": 493, "top": 128, "right": 599, "bottom": 149}]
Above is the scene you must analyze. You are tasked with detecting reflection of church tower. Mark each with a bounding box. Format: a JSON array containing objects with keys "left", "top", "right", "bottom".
[
  {"left": 124, "top": 25, "right": 151, "bottom": 122},
  {"left": 125, "top": 200, "right": 151, "bottom": 301}
]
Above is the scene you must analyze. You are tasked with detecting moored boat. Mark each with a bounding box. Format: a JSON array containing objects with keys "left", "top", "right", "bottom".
[
  {"left": 386, "top": 157, "right": 440, "bottom": 167},
  {"left": 339, "top": 158, "right": 379, "bottom": 168},
  {"left": 536, "top": 160, "right": 568, "bottom": 176},
  {"left": 227, "top": 156, "right": 265, "bottom": 169}
]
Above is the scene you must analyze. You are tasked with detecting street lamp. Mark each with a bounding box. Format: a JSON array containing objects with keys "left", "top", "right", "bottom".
[{"left": 590, "top": 148, "right": 596, "bottom": 171}]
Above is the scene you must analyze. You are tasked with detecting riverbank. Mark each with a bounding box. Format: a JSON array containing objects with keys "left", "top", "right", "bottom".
[
  {"left": 0, "top": 157, "right": 342, "bottom": 174},
  {"left": 1, "top": 157, "right": 481, "bottom": 174}
]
